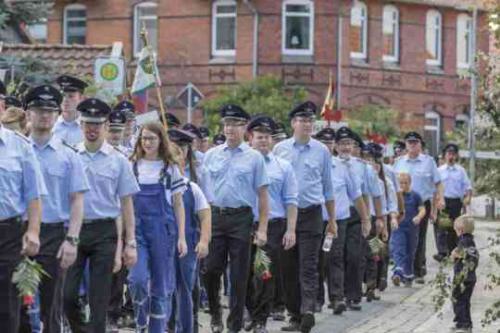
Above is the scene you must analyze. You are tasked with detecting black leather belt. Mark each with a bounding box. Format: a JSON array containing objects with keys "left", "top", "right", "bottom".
[
  {"left": 41, "top": 222, "right": 65, "bottom": 227},
  {"left": 82, "top": 218, "right": 115, "bottom": 225},
  {"left": 269, "top": 217, "right": 286, "bottom": 223},
  {"left": 0, "top": 216, "right": 22, "bottom": 224},
  {"left": 298, "top": 205, "right": 320, "bottom": 214},
  {"left": 212, "top": 206, "right": 251, "bottom": 216}
]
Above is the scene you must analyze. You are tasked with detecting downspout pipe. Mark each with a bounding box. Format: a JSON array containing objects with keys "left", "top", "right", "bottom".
[{"left": 243, "top": 0, "right": 259, "bottom": 78}]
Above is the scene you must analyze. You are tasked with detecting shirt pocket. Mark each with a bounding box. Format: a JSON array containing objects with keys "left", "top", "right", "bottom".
[
  {"left": 0, "top": 157, "right": 22, "bottom": 192},
  {"left": 304, "top": 160, "right": 320, "bottom": 181},
  {"left": 234, "top": 165, "right": 253, "bottom": 184},
  {"left": 94, "top": 164, "right": 118, "bottom": 195}
]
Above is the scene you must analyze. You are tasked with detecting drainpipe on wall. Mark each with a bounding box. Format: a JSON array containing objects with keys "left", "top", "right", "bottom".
[{"left": 243, "top": 0, "right": 259, "bottom": 78}]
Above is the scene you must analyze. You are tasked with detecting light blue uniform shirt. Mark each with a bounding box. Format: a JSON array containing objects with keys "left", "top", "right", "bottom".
[
  {"left": 273, "top": 137, "right": 334, "bottom": 208},
  {"left": 0, "top": 127, "right": 47, "bottom": 219},
  {"left": 322, "top": 156, "right": 362, "bottom": 221},
  {"left": 77, "top": 141, "right": 140, "bottom": 219},
  {"left": 339, "top": 157, "right": 382, "bottom": 205},
  {"left": 369, "top": 177, "right": 398, "bottom": 216},
  {"left": 384, "top": 163, "right": 401, "bottom": 192},
  {"left": 394, "top": 154, "right": 441, "bottom": 202},
  {"left": 438, "top": 163, "right": 471, "bottom": 199},
  {"left": 253, "top": 153, "right": 298, "bottom": 220},
  {"left": 203, "top": 142, "right": 269, "bottom": 208},
  {"left": 30, "top": 135, "right": 90, "bottom": 224},
  {"left": 52, "top": 115, "right": 83, "bottom": 146}
]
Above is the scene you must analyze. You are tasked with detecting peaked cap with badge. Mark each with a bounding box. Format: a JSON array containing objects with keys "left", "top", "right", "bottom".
[
  {"left": 77, "top": 98, "right": 111, "bottom": 123},
  {"left": 247, "top": 115, "right": 276, "bottom": 133},
  {"left": 56, "top": 75, "right": 88, "bottom": 93},
  {"left": 23, "top": 85, "right": 63, "bottom": 111},
  {"left": 220, "top": 104, "right": 250, "bottom": 121}
]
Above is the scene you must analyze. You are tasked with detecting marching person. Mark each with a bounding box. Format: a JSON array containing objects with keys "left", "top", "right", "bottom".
[
  {"left": 168, "top": 128, "right": 212, "bottom": 333},
  {"left": 52, "top": 75, "right": 88, "bottom": 146},
  {"left": 434, "top": 143, "right": 472, "bottom": 261},
  {"left": 0, "top": 103, "right": 45, "bottom": 333},
  {"left": 20, "top": 85, "right": 89, "bottom": 333},
  {"left": 106, "top": 109, "right": 131, "bottom": 155},
  {"left": 334, "top": 127, "right": 380, "bottom": 311},
  {"left": 127, "top": 121, "right": 188, "bottom": 333},
  {"left": 117, "top": 101, "right": 137, "bottom": 152},
  {"left": 212, "top": 133, "right": 226, "bottom": 146},
  {"left": 63, "top": 98, "right": 139, "bottom": 333},
  {"left": 199, "top": 126, "right": 211, "bottom": 153},
  {"left": 203, "top": 104, "right": 269, "bottom": 333},
  {"left": 246, "top": 116, "right": 298, "bottom": 333},
  {"left": 273, "top": 101, "right": 336, "bottom": 333},
  {"left": 313, "top": 128, "right": 368, "bottom": 314},
  {"left": 393, "top": 132, "right": 444, "bottom": 284}
]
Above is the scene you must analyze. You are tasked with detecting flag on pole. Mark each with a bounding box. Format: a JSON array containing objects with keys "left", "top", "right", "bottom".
[
  {"left": 321, "top": 72, "right": 342, "bottom": 122},
  {"left": 131, "top": 46, "right": 161, "bottom": 95},
  {"left": 132, "top": 89, "right": 148, "bottom": 114}
]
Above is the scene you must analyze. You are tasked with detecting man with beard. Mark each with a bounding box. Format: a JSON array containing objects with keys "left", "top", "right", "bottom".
[
  {"left": 63, "top": 98, "right": 139, "bottom": 333},
  {"left": 434, "top": 143, "right": 471, "bottom": 261},
  {"left": 53, "top": 75, "right": 88, "bottom": 145},
  {"left": 20, "top": 85, "right": 89, "bottom": 333}
]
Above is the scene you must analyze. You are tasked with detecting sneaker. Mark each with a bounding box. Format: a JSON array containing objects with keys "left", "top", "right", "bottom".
[
  {"left": 392, "top": 275, "right": 401, "bottom": 287},
  {"left": 300, "top": 312, "right": 315, "bottom": 333}
]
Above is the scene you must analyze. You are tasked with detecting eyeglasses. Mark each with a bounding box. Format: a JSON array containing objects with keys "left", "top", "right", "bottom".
[
  {"left": 295, "top": 118, "right": 314, "bottom": 124},
  {"left": 223, "top": 121, "right": 246, "bottom": 128},
  {"left": 141, "top": 136, "right": 159, "bottom": 142}
]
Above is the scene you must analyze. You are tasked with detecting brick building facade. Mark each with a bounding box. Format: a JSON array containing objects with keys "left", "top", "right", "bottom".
[{"left": 45, "top": 0, "right": 491, "bottom": 154}]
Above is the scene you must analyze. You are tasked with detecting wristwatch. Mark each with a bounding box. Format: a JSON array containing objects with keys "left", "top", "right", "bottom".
[
  {"left": 65, "top": 235, "right": 79, "bottom": 246},
  {"left": 125, "top": 239, "right": 137, "bottom": 249}
]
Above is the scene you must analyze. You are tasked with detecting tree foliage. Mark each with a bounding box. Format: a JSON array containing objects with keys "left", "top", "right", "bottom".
[
  {"left": 344, "top": 104, "right": 400, "bottom": 142},
  {"left": 201, "top": 75, "right": 307, "bottom": 135},
  {"left": 0, "top": 1, "right": 53, "bottom": 27}
]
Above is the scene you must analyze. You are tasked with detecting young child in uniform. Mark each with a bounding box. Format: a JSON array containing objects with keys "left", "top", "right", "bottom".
[
  {"left": 389, "top": 173, "right": 426, "bottom": 286},
  {"left": 450, "top": 215, "right": 479, "bottom": 333}
]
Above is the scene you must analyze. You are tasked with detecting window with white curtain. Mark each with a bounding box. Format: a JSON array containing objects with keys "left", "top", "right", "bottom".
[
  {"left": 425, "top": 10, "right": 442, "bottom": 66},
  {"left": 457, "top": 13, "right": 473, "bottom": 70},
  {"left": 212, "top": 0, "right": 237, "bottom": 57},
  {"left": 350, "top": 0, "right": 368, "bottom": 59},
  {"left": 63, "top": 4, "right": 86, "bottom": 45},
  {"left": 133, "top": 2, "right": 158, "bottom": 56},
  {"left": 282, "top": 0, "right": 314, "bottom": 56},
  {"left": 382, "top": 5, "right": 399, "bottom": 62}
]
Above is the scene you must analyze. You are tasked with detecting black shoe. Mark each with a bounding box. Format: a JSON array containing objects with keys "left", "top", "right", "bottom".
[
  {"left": 300, "top": 313, "right": 315, "bottom": 333},
  {"left": 211, "top": 317, "right": 224, "bottom": 333},
  {"left": 253, "top": 323, "right": 268, "bottom": 333},
  {"left": 378, "top": 279, "right": 388, "bottom": 291},
  {"left": 271, "top": 311, "right": 286, "bottom": 321},
  {"left": 346, "top": 300, "right": 362, "bottom": 311},
  {"left": 366, "top": 290, "right": 375, "bottom": 302},
  {"left": 332, "top": 300, "right": 346, "bottom": 315},
  {"left": 414, "top": 277, "right": 425, "bottom": 284},
  {"left": 281, "top": 320, "right": 300, "bottom": 332}
]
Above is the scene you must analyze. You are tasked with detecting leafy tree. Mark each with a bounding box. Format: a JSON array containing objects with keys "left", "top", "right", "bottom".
[
  {"left": 201, "top": 75, "right": 307, "bottom": 135},
  {"left": 0, "top": 1, "right": 53, "bottom": 27},
  {"left": 344, "top": 104, "right": 400, "bottom": 143}
]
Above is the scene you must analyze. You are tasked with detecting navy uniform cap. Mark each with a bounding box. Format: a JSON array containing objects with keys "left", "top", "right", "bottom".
[
  {"left": 365, "top": 142, "right": 383, "bottom": 159},
  {"left": 443, "top": 143, "right": 459, "bottom": 154},
  {"left": 5, "top": 96, "right": 22, "bottom": 108},
  {"left": 213, "top": 133, "right": 226, "bottom": 145},
  {"left": 108, "top": 110, "right": 127, "bottom": 129},
  {"left": 182, "top": 123, "right": 203, "bottom": 139},
  {"left": 314, "top": 127, "right": 336, "bottom": 142},
  {"left": 114, "top": 100, "right": 135, "bottom": 113},
  {"left": 77, "top": 98, "right": 111, "bottom": 123},
  {"left": 220, "top": 104, "right": 250, "bottom": 121},
  {"left": 335, "top": 126, "right": 355, "bottom": 142},
  {"left": 56, "top": 75, "right": 88, "bottom": 93},
  {"left": 0, "top": 80, "right": 5, "bottom": 98},
  {"left": 168, "top": 128, "right": 196, "bottom": 145},
  {"left": 247, "top": 115, "right": 276, "bottom": 133},
  {"left": 272, "top": 122, "right": 287, "bottom": 138},
  {"left": 393, "top": 140, "right": 406, "bottom": 151},
  {"left": 24, "top": 85, "right": 62, "bottom": 111},
  {"left": 351, "top": 131, "right": 365, "bottom": 149},
  {"left": 404, "top": 131, "right": 423, "bottom": 142},
  {"left": 199, "top": 126, "right": 210, "bottom": 139},
  {"left": 289, "top": 101, "right": 317, "bottom": 119},
  {"left": 165, "top": 113, "right": 181, "bottom": 127}
]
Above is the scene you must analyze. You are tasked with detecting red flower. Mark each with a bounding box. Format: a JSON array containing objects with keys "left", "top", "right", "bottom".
[
  {"left": 372, "top": 255, "right": 381, "bottom": 262},
  {"left": 23, "top": 294, "right": 34, "bottom": 306},
  {"left": 261, "top": 271, "right": 272, "bottom": 281}
]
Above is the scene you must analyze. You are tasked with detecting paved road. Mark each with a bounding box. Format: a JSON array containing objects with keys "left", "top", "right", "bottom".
[{"left": 121, "top": 220, "right": 500, "bottom": 333}]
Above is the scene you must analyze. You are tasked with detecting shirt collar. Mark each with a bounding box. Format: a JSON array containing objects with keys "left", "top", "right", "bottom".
[
  {"left": 292, "top": 136, "right": 311, "bottom": 148},
  {"left": 77, "top": 141, "right": 114, "bottom": 156},
  {"left": 262, "top": 151, "right": 273, "bottom": 162},
  {"left": 405, "top": 153, "right": 424, "bottom": 162},
  {"left": 29, "top": 134, "right": 59, "bottom": 151},
  {"left": 222, "top": 141, "right": 249, "bottom": 152},
  {"left": 58, "top": 115, "right": 80, "bottom": 126}
]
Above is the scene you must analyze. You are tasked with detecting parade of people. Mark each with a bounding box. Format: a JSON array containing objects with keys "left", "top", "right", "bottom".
[{"left": 1, "top": 1, "right": 499, "bottom": 332}]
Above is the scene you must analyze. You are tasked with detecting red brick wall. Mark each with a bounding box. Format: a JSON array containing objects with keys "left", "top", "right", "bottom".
[{"left": 47, "top": 0, "right": 490, "bottom": 131}]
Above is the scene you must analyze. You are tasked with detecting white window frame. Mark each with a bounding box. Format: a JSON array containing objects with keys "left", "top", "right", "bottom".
[
  {"left": 424, "top": 111, "right": 441, "bottom": 155},
  {"left": 211, "top": 0, "right": 237, "bottom": 58},
  {"left": 63, "top": 4, "right": 86, "bottom": 45},
  {"left": 133, "top": 2, "right": 158, "bottom": 57},
  {"left": 28, "top": 18, "right": 48, "bottom": 43},
  {"left": 456, "top": 13, "right": 473, "bottom": 70},
  {"left": 425, "top": 10, "right": 442, "bottom": 67},
  {"left": 281, "top": 0, "right": 315, "bottom": 56},
  {"left": 455, "top": 113, "right": 469, "bottom": 128},
  {"left": 350, "top": 0, "right": 368, "bottom": 60},
  {"left": 382, "top": 5, "right": 399, "bottom": 63}
]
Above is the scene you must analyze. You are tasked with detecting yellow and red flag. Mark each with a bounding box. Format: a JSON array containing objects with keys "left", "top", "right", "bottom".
[{"left": 321, "top": 72, "right": 342, "bottom": 122}]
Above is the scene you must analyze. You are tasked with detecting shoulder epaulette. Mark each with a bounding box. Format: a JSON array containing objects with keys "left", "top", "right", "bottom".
[
  {"left": 61, "top": 140, "right": 78, "bottom": 152},
  {"left": 113, "top": 146, "right": 127, "bottom": 157},
  {"left": 14, "top": 131, "right": 30, "bottom": 143}
]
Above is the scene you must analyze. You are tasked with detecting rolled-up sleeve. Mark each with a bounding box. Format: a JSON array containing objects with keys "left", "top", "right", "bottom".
[
  {"left": 22, "top": 144, "right": 46, "bottom": 202},
  {"left": 346, "top": 168, "right": 362, "bottom": 202},
  {"left": 117, "top": 156, "right": 140, "bottom": 198},
  {"left": 253, "top": 154, "right": 269, "bottom": 189},
  {"left": 69, "top": 153, "right": 90, "bottom": 194},
  {"left": 282, "top": 164, "right": 298, "bottom": 207},
  {"left": 322, "top": 150, "right": 334, "bottom": 201},
  {"left": 431, "top": 159, "right": 441, "bottom": 184}
]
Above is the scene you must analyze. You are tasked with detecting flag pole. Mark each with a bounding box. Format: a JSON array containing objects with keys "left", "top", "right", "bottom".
[{"left": 140, "top": 24, "right": 168, "bottom": 131}]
